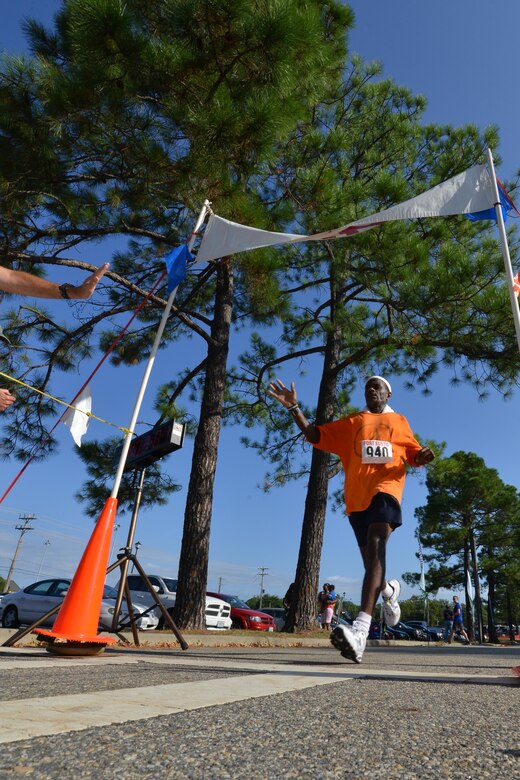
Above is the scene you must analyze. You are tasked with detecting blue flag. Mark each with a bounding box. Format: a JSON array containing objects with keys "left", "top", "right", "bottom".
[
  {"left": 165, "top": 244, "right": 193, "bottom": 294},
  {"left": 466, "top": 180, "right": 515, "bottom": 222}
]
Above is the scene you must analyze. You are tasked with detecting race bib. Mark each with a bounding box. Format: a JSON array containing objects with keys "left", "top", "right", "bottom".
[{"left": 361, "top": 439, "right": 393, "bottom": 464}]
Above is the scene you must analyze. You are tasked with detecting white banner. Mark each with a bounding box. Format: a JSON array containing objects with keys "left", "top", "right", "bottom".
[{"left": 195, "top": 164, "right": 495, "bottom": 263}]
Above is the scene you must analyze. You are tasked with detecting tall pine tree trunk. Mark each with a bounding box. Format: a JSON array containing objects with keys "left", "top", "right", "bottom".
[
  {"left": 487, "top": 565, "right": 498, "bottom": 644},
  {"left": 286, "top": 329, "right": 339, "bottom": 632},
  {"left": 174, "top": 261, "right": 233, "bottom": 628},
  {"left": 506, "top": 589, "right": 515, "bottom": 642}
]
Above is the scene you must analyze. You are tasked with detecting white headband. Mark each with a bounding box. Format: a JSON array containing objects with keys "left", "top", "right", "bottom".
[{"left": 366, "top": 375, "right": 392, "bottom": 394}]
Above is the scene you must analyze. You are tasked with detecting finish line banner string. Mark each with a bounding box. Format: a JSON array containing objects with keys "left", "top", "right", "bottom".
[{"left": 0, "top": 370, "right": 133, "bottom": 436}]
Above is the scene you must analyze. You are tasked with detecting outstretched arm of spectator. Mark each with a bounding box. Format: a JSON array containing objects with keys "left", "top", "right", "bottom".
[{"left": 0, "top": 263, "right": 109, "bottom": 300}]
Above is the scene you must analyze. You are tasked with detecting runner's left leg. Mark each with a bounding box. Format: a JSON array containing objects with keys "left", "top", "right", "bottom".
[{"left": 359, "top": 522, "right": 393, "bottom": 616}]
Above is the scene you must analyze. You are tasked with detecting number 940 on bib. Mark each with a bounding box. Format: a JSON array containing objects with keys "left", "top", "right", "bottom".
[{"left": 361, "top": 439, "right": 393, "bottom": 464}]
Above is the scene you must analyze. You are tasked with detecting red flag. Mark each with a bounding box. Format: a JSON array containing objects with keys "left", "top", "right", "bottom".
[{"left": 514, "top": 271, "right": 520, "bottom": 298}]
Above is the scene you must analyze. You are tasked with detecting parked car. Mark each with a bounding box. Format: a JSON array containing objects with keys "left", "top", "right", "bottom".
[
  {"left": 393, "top": 621, "right": 430, "bottom": 641},
  {"left": 258, "top": 607, "right": 286, "bottom": 631},
  {"left": 0, "top": 578, "right": 158, "bottom": 631},
  {"left": 384, "top": 624, "right": 410, "bottom": 641},
  {"left": 367, "top": 621, "right": 390, "bottom": 640},
  {"left": 405, "top": 620, "right": 444, "bottom": 641},
  {"left": 207, "top": 593, "right": 275, "bottom": 631},
  {"left": 427, "top": 626, "right": 446, "bottom": 641},
  {"left": 494, "top": 624, "right": 520, "bottom": 641},
  {"left": 126, "top": 574, "right": 232, "bottom": 630}
]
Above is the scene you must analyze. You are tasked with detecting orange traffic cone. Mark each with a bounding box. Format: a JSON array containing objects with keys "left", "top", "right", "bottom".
[{"left": 34, "top": 497, "right": 119, "bottom": 653}]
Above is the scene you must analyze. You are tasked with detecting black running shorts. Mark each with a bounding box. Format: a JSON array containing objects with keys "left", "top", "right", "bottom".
[{"left": 348, "top": 491, "right": 402, "bottom": 547}]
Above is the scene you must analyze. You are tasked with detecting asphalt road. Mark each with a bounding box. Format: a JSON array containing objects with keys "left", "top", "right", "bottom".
[{"left": 0, "top": 638, "right": 518, "bottom": 780}]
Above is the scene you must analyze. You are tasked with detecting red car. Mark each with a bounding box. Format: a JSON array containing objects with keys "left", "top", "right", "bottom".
[{"left": 207, "top": 592, "right": 275, "bottom": 631}]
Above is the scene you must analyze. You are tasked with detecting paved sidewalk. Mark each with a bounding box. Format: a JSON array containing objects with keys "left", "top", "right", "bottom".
[{"left": 0, "top": 639, "right": 518, "bottom": 779}]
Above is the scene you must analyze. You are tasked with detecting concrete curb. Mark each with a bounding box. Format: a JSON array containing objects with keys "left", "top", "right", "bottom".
[{"left": 0, "top": 627, "right": 442, "bottom": 649}]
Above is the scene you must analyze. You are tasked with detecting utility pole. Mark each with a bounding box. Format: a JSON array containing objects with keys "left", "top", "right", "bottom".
[
  {"left": 217, "top": 577, "right": 224, "bottom": 592},
  {"left": 258, "top": 567, "right": 269, "bottom": 609},
  {"left": 3, "top": 514, "right": 36, "bottom": 593}
]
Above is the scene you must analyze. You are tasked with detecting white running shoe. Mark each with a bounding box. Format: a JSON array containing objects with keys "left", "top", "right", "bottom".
[
  {"left": 382, "top": 579, "right": 401, "bottom": 626},
  {"left": 330, "top": 624, "right": 366, "bottom": 664}
]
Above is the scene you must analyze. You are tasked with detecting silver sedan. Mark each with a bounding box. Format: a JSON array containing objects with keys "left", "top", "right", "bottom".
[{"left": 0, "top": 578, "right": 158, "bottom": 631}]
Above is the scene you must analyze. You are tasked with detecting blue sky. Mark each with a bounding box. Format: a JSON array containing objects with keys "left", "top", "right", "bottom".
[{"left": 0, "top": 1, "right": 519, "bottom": 607}]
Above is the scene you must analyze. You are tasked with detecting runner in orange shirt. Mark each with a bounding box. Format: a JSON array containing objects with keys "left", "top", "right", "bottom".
[{"left": 268, "top": 375, "right": 435, "bottom": 663}]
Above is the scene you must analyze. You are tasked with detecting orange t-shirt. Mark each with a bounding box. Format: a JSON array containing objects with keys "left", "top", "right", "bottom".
[{"left": 313, "top": 411, "right": 422, "bottom": 514}]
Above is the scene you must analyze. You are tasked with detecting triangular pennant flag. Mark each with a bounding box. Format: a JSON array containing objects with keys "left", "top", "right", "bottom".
[
  {"left": 313, "top": 163, "right": 496, "bottom": 240},
  {"left": 62, "top": 386, "right": 92, "bottom": 447},
  {"left": 195, "top": 214, "right": 305, "bottom": 264},
  {"left": 466, "top": 567, "right": 475, "bottom": 603},
  {"left": 465, "top": 180, "right": 515, "bottom": 222},
  {"left": 419, "top": 569, "right": 426, "bottom": 594},
  {"left": 165, "top": 244, "right": 192, "bottom": 294}
]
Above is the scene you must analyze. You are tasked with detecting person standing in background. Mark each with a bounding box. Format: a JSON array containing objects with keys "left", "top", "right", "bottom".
[
  {"left": 448, "top": 595, "right": 470, "bottom": 644},
  {"left": 318, "top": 583, "right": 334, "bottom": 630},
  {"left": 443, "top": 603, "right": 453, "bottom": 642}
]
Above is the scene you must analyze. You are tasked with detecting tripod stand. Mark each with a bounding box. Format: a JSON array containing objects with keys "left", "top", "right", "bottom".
[{"left": 108, "top": 467, "right": 188, "bottom": 649}]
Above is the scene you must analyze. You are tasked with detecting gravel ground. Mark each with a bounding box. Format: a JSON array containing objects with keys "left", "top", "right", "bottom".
[
  {"left": 0, "top": 643, "right": 517, "bottom": 779},
  {"left": 0, "top": 678, "right": 517, "bottom": 780},
  {"left": 0, "top": 662, "right": 244, "bottom": 701},
  {"left": 0, "top": 680, "right": 520, "bottom": 780}
]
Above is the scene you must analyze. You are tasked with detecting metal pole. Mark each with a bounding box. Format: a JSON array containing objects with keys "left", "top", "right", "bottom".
[
  {"left": 110, "top": 200, "right": 210, "bottom": 499},
  {"left": 469, "top": 526, "right": 484, "bottom": 644},
  {"left": 485, "top": 148, "right": 520, "bottom": 353},
  {"left": 111, "top": 468, "right": 146, "bottom": 630}
]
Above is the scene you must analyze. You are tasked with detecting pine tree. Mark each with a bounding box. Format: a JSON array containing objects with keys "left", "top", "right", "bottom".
[
  {"left": 0, "top": 0, "right": 351, "bottom": 627},
  {"left": 414, "top": 451, "right": 520, "bottom": 640},
  {"left": 236, "top": 62, "right": 520, "bottom": 630}
]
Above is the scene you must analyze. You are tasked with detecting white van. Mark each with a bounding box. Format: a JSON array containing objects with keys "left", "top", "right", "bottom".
[{"left": 125, "top": 574, "right": 232, "bottom": 630}]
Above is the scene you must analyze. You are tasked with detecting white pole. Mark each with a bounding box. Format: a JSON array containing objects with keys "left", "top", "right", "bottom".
[
  {"left": 110, "top": 200, "right": 210, "bottom": 499},
  {"left": 485, "top": 148, "right": 520, "bottom": 353}
]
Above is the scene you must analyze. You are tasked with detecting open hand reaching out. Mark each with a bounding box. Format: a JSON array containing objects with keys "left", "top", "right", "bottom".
[
  {"left": 72, "top": 263, "right": 110, "bottom": 299},
  {"left": 268, "top": 379, "right": 298, "bottom": 409}
]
